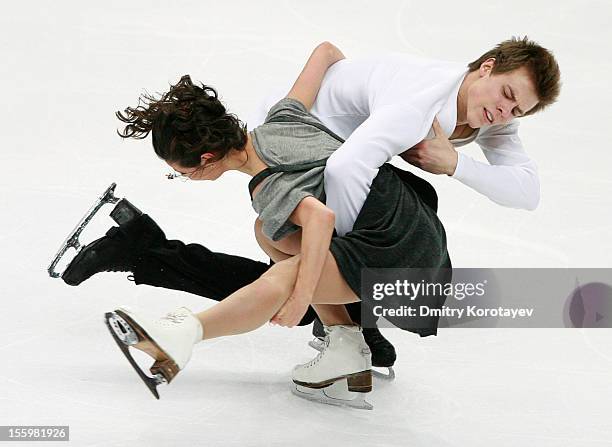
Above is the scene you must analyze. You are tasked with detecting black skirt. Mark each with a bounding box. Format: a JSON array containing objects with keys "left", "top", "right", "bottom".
[
  {"left": 329, "top": 164, "right": 452, "bottom": 337},
  {"left": 247, "top": 116, "right": 451, "bottom": 336}
]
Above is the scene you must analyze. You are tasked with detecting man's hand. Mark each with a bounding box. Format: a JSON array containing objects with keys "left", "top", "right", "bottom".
[
  {"left": 270, "top": 289, "right": 312, "bottom": 328},
  {"left": 400, "top": 117, "right": 459, "bottom": 176}
]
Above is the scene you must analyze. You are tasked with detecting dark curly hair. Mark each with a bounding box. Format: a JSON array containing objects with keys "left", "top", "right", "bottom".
[
  {"left": 467, "top": 36, "right": 561, "bottom": 116},
  {"left": 116, "top": 75, "right": 247, "bottom": 167}
]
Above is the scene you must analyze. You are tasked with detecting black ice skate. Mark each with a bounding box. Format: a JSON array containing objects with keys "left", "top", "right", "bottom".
[
  {"left": 47, "top": 183, "right": 143, "bottom": 284},
  {"left": 61, "top": 213, "right": 141, "bottom": 286},
  {"left": 309, "top": 319, "right": 396, "bottom": 381},
  {"left": 362, "top": 327, "right": 396, "bottom": 381},
  {"left": 48, "top": 183, "right": 120, "bottom": 278}
]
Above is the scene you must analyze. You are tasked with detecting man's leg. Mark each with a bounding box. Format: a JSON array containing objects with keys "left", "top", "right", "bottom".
[
  {"left": 133, "top": 230, "right": 271, "bottom": 301},
  {"left": 63, "top": 208, "right": 269, "bottom": 300}
]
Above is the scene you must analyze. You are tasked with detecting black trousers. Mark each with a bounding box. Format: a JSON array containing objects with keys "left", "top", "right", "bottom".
[{"left": 129, "top": 215, "right": 365, "bottom": 327}]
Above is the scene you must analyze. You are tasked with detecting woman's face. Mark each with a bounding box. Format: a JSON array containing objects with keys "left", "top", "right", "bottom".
[
  {"left": 465, "top": 59, "right": 539, "bottom": 128},
  {"left": 166, "top": 154, "right": 226, "bottom": 181}
]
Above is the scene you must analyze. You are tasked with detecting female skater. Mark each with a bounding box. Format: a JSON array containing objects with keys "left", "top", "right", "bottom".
[{"left": 104, "top": 42, "right": 450, "bottom": 408}]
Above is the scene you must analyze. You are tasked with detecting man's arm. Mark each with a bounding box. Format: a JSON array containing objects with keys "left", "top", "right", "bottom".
[
  {"left": 286, "top": 42, "right": 345, "bottom": 111},
  {"left": 452, "top": 121, "right": 540, "bottom": 210},
  {"left": 324, "top": 105, "right": 430, "bottom": 236},
  {"left": 451, "top": 154, "right": 540, "bottom": 210},
  {"left": 400, "top": 119, "right": 540, "bottom": 210}
]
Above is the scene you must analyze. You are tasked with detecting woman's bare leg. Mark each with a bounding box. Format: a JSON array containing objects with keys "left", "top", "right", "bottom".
[
  {"left": 254, "top": 219, "right": 354, "bottom": 325},
  {"left": 196, "top": 257, "right": 298, "bottom": 339},
  {"left": 254, "top": 218, "right": 300, "bottom": 262},
  {"left": 312, "top": 304, "right": 354, "bottom": 325},
  {"left": 194, "top": 252, "right": 357, "bottom": 340}
]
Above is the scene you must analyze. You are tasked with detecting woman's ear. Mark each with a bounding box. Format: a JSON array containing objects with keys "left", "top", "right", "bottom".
[{"left": 200, "top": 152, "right": 215, "bottom": 164}]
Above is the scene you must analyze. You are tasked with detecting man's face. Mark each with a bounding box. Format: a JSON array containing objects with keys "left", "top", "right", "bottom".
[{"left": 466, "top": 60, "right": 539, "bottom": 128}]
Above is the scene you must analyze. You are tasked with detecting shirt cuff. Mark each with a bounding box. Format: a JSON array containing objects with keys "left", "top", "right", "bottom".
[{"left": 451, "top": 151, "right": 470, "bottom": 181}]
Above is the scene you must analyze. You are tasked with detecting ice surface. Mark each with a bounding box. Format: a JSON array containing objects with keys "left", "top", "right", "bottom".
[{"left": 1, "top": 1, "right": 612, "bottom": 446}]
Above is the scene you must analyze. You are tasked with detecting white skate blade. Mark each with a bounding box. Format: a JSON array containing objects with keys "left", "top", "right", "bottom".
[
  {"left": 372, "top": 367, "right": 395, "bottom": 381},
  {"left": 291, "top": 380, "right": 373, "bottom": 410},
  {"left": 309, "top": 337, "right": 395, "bottom": 382}
]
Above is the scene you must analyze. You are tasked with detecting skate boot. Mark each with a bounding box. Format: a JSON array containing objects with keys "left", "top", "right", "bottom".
[
  {"left": 309, "top": 319, "right": 396, "bottom": 381},
  {"left": 293, "top": 325, "right": 373, "bottom": 410},
  {"left": 363, "top": 328, "right": 397, "bottom": 381},
  {"left": 104, "top": 306, "right": 203, "bottom": 399},
  {"left": 61, "top": 200, "right": 161, "bottom": 286}
]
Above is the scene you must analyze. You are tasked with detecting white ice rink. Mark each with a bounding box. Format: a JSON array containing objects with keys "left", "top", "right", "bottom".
[{"left": 2, "top": 1, "right": 612, "bottom": 446}]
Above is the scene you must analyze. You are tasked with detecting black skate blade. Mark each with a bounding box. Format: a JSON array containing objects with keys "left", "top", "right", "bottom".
[{"left": 104, "top": 312, "right": 161, "bottom": 400}]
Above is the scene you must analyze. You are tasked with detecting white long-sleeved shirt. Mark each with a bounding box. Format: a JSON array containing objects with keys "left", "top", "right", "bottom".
[{"left": 247, "top": 53, "right": 540, "bottom": 236}]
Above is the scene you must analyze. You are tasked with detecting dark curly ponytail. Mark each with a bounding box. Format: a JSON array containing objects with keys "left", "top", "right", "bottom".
[{"left": 116, "top": 75, "right": 247, "bottom": 167}]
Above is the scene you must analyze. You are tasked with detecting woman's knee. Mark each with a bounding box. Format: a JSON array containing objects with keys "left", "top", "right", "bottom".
[
  {"left": 254, "top": 218, "right": 264, "bottom": 243},
  {"left": 254, "top": 218, "right": 275, "bottom": 254},
  {"left": 275, "top": 230, "right": 302, "bottom": 255},
  {"left": 255, "top": 219, "right": 300, "bottom": 258},
  {"left": 259, "top": 256, "right": 300, "bottom": 295}
]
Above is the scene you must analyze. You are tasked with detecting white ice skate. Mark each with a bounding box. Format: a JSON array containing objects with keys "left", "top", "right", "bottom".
[
  {"left": 293, "top": 325, "right": 373, "bottom": 410},
  {"left": 104, "top": 306, "right": 203, "bottom": 399},
  {"left": 309, "top": 336, "right": 396, "bottom": 381}
]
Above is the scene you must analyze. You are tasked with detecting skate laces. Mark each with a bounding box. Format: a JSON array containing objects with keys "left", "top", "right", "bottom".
[
  {"left": 306, "top": 335, "right": 330, "bottom": 368},
  {"left": 160, "top": 311, "right": 188, "bottom": 325}
]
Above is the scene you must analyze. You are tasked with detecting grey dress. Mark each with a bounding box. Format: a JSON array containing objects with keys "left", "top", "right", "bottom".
[
  {"left": 250, "top": 98, "right": 451, "bottom": 337},
  {"left": 250, "top": 98, "right": 341, "bottom": 241}
]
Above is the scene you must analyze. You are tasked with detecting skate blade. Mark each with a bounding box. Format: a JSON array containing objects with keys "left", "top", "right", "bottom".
[
  {"left": 308, "top": 338, "right": 395, "bottom": 381},
  {"left": 291, "top": 380, "right": 373, "bottom": 410},
  {"left": 48, "top": 183, "right": 120, "bottom": 278},
  {"left": 115, "top": 309, "right": 181, "bottom": 385},
  {"left": 372, "top": 367, "right": 396, "bottom": 381},
  {"left": 104, "top": 311, "right": 170, "bottom": 400}
]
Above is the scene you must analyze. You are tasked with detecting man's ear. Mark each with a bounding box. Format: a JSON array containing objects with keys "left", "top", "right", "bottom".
[{"left": 480, "top": 57, "right": 496, "bottom": 77}]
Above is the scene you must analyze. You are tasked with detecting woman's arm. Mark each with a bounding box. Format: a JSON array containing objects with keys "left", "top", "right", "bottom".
[
  {"left": 286, "top": 42, "right": 345, "bottom": 111},
  {"left": 290, "top": 196, "right": 335, "bottom": 297},
  {"left": 270, "top": 196, "right": 335, "bottom": 327}
]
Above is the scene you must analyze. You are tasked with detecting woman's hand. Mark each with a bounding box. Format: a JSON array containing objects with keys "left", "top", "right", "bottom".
[{"left": 270, "top": 289, "right": 312, "bottom": 328}]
